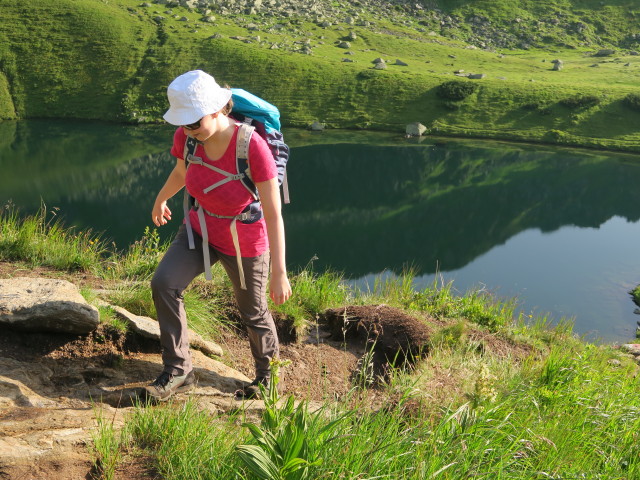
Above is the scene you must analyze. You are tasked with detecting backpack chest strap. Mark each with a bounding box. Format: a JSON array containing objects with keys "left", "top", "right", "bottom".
[{"left": 186, "top": 155, "right": 246, "bottom": 194}]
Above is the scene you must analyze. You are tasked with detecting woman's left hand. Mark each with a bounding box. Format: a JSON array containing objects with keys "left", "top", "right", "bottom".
[{"left": 270, "top": 271, "right": 292, "bottom": 305}]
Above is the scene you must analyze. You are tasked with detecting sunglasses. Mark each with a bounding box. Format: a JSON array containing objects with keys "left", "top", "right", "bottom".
[{"left": 182, "top": 118, "right": 202, "bottom": 130}]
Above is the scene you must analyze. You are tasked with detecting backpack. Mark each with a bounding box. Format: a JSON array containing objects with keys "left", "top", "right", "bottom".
[{"left": 181, "top": 89, "right": 290, "bottom": 288}]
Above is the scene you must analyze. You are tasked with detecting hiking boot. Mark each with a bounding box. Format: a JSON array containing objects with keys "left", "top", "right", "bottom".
[
  {"left": 235, "top": 376, "right": 268, "bottom": 399},
  {"left": 144, "top": 370, "right": 195, "bottom": 401}
]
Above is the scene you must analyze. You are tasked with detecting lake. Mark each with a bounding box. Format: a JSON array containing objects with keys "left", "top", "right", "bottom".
[{"left": 2, "top": 119, "right": 640, "bottom": 343}]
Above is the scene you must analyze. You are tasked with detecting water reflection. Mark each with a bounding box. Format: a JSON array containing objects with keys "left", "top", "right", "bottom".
[
  {"left": 285, "top": 140, "right": 640, "bottom": 277},
  {"left": 0, "top": 119, "right": 177, "bottom": 249},
  {"left": 3, "top": 120, "right": 640, "bottom": 341}
]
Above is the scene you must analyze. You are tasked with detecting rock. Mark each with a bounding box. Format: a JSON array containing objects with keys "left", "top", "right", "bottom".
[
  {"left": 468, "top": 73, "right": 486, "bottom": 79},
  {"left": 620, "top": 344, "right": 640, "bottom": 356},
  {"left": 594, "top": 49, "right": 615, "bottom": 57},
  {"left": 372, "top": 57, "right": 385, "bottom": 64},
  {"left": 395, "top": 59, "right": 408, "bottom": 66},
  {"left": 309, "top": 121, "right": 325, "bottom": 131},
  {"left": 106, "top": 303, "right": 223, "bottom": 357},
  {"left": 0, "top": 278, "right": 99, "bottom": 334},
  {"left": 406, "top": 122, "right": 427, "bottom": 137},
  {"left": 374, "top": 62, "right": 387, "bottom": 70},
  {"left": 337, "top": 41, "right": 351, "bottom": 49},
  {"left": 0, "top": 405, "right": 123, "bottom": 466},
  {"left": 342, "top": 58, "right": 354, "bottom": 62},
  {"left": 552, "top": 59, "right": 563, "bottom": 71}
]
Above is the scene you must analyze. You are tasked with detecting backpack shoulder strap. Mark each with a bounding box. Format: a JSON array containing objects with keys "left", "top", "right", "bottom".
[
  {"left": 182, "top": 135, "right": 200, "bottom": 250},
  {"left": 236, "top": 122, "right": 258, "bottom": 201},
  {"left": 183, "top": 136, "right": 199, "bottom": 162}
]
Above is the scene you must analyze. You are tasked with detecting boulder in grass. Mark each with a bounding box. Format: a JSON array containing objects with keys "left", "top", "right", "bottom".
[
  {"left": 620, "top": 344, "right": 640, "bottom": 356},
  {"left": 406, "top": 122, "right": 427, "bottom": 137},
  {"left": 319, "top": 305, "right": 431, "bottom": 370},
  {"left": 0, "top": 278, "right": 99, "bottom": 334},
  {"left": 594, "top": 49, "right": 615, "bottom": 57}
]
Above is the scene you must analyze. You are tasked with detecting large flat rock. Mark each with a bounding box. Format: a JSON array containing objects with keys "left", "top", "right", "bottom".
[{"left": 0, "top": 278, "right": 99, "bottom": 334}]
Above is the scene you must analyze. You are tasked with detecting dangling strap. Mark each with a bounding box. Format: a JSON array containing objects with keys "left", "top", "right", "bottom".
[
  {"left": 196, "top": 206, "right": 213, "bottom": 281},
  {"left": 201, "top": 208, "right": 254, "bottom": 290},
  {"left": 282, "top": 170, "right": 290, "bottom": 204},
  {"left": 229, "top": 217, "right": 246, "bottom": 290}
]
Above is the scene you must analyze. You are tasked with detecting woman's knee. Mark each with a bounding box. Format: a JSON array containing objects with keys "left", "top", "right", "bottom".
[{"left": 151, "top": 267, "right": 173, "bottom": 295}]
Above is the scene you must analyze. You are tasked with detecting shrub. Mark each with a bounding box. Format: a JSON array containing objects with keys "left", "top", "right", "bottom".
[
  {"left": 623, "top": 93, "right": 640, "bottom": 111},
  {"left": 436, "top": 80, "right": 478, "bottom": 101},
  {"left": 559, "top": 95, "right": 601, "bottom": 109},
  {"left": 522, "top": 101, "right": 551, "bottom": 114},
  {"left": 443, "top": 101, "right": 462, "bottom": 110}
]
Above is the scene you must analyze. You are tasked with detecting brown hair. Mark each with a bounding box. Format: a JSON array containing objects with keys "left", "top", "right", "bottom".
[{"left": 220, "top": 84, "right": 233, "bottom": 115}]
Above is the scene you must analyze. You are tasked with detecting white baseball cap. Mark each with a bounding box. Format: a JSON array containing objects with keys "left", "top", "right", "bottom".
[{"left": 163, "top": 70, "right": 232, "bottom": 125}]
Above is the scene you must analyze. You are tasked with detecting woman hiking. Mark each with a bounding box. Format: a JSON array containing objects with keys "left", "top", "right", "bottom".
[{"left": 145, "top": 70, "right": 291, "bottom": 401}]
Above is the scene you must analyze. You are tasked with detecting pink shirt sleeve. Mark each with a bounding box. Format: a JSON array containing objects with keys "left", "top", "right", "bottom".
[{"left": 170, "top": 127, "right": 186, "bottom": 159}]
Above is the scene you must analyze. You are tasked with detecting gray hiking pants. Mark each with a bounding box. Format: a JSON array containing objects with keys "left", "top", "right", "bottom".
[{"left": 150, "top": 225, "right": 279, "bottom": 379}]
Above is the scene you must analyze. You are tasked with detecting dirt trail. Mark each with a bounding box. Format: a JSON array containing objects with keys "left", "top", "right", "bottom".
[{"left": 0, "top": 304, "right": 365, "bottom": 479}]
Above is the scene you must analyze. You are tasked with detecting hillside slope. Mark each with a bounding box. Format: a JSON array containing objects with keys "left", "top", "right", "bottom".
[{"left": 1, "top": 0, "right": 640, "bottom": 150}]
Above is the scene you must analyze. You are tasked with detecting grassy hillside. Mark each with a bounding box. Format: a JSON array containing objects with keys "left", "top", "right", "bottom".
[{"left": 1, "top": 0, "right": 640, "bottom": 150}]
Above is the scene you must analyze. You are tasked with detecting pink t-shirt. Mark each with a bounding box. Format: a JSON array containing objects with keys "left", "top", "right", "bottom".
[{"left": 170, "top": 125, "right": 277, "bottom": 257}]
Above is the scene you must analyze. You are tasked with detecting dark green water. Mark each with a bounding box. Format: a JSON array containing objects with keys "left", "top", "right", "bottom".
[{"left": 3, "top": 119, "right": 640, "bottom": 343}]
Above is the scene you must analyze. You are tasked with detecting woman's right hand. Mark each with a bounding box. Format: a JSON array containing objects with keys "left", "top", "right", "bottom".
[{"left": 152, "top": 201, "right": 172, "bottom": 227}]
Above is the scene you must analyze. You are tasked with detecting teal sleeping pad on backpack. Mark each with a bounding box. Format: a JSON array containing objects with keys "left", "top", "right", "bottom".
[{"left": 231, "top": 88, "right": 281, "bottom": 133}]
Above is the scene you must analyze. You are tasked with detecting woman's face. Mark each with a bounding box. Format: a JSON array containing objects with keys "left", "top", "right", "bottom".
[{"left": 182, "top": 113, "right": 218, "bottom": 141}]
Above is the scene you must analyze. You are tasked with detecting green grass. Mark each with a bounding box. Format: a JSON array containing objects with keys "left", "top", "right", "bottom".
[
  {"left": 5, "top": 205, "right": 640, "bottom": 477},
  {"left": 0, "top": 203, "right": 107, "bottom": 272},
  {"left": 92, "top": 344, "right": 640, "bottom": 478},
  {"left": 2, "top": 0, "right": 640, "bottom": 150},
  {"left": 631, "top": 285, "right": 640, "bottom": 309},
  {"left": 91, "top": 407, "right": 124, "bottom": 480}
]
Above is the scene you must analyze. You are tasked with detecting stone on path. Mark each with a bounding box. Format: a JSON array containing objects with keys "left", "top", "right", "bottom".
[
  {"left": 103, "top": 302, "right": 224, "bottom": 357},
  {"left": 0, "top": 278, "right": 99, "bottom": 334}
]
